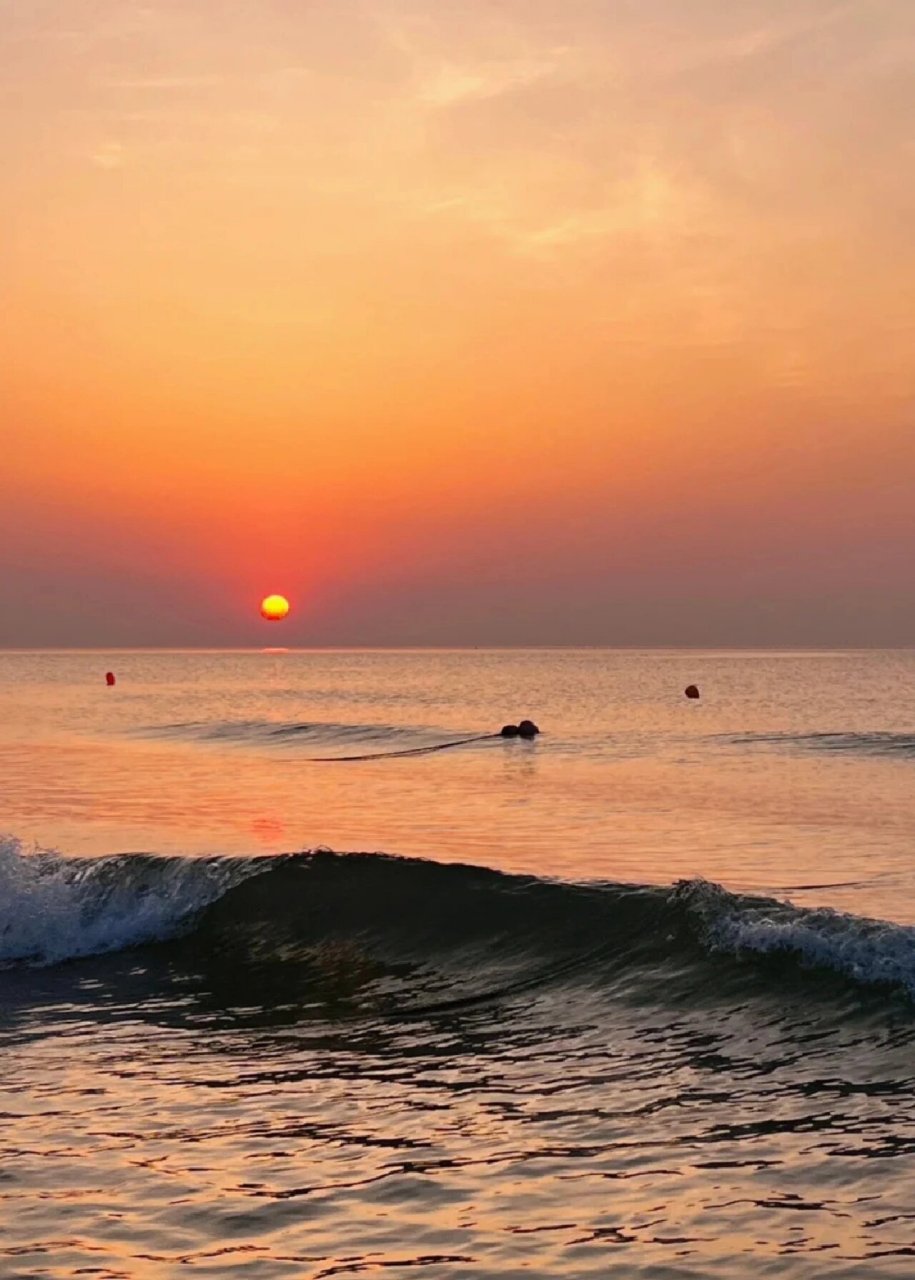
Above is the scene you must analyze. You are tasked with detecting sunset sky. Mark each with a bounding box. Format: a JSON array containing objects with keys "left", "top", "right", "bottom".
[{"left": 3, "top": 0, "right": 913, "bottom": 646}]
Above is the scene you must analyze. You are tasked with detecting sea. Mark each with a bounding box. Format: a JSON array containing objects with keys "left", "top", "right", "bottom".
[{"left": 1, "top": 648, "right": 913, "bottom": 1279}]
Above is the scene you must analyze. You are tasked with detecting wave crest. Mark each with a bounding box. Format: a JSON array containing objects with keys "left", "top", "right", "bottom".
[
  {"left": 2, "top": 841, "right": 913, "bottom": 1005},
  {"left": 0, "top": 837, "right": 261, "bottom": 967},
  {"left": 674, "top": 877, "right": 915, "bottom": 998}
]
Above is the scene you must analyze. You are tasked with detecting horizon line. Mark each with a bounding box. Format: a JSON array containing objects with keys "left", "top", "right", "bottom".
[{"left": 2, "top": 644, "right": 913, "bottom": 654}]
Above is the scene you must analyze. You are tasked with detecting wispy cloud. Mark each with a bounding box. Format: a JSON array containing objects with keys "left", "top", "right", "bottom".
[
  {"left": 104, "top": 75, "right": 222, "bottom": 90},
  {"left": 416, "top": 53, "right": 566, "bottom": 108},
  {"left": 88, "top": 140, "right": 125, "bottom": 168}
]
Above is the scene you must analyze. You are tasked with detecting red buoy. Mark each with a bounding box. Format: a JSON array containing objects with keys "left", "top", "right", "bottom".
[{"left": 105, "top": 672, "right": 116, "bottom": 687}]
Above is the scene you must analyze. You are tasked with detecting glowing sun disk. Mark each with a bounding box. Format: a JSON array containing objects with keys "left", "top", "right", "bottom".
[{"left": 260, "top": 593, "right": 290, "bottom": 621}]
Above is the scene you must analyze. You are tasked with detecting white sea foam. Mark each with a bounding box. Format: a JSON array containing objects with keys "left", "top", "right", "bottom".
[
  {"left": 677, "top": 877, "right": 915, "bottom": 998},
  {"left": 0, "top": 836, "right": 256, "bottom": 967}
]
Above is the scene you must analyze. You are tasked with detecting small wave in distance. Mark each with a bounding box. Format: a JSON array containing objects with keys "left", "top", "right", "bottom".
[
  {"left": 132, "top": 717, "right": 506, "bottom": 760},
  {"left": 730, "top": 731, "right": 915, "bottom": 759}
]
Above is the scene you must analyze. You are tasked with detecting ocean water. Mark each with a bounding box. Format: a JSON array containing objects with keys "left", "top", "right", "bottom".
[{"left": 1, "top": 648, "right": 913, "bottom": 1278}]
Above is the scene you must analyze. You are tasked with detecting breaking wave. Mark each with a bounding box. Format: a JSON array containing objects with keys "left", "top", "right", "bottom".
[
  {"left": 0, "top": 837, "right": 261, "bottom": 967},
  {"left": 1, "top": 838, "right": 913, "bottom": 1008}
]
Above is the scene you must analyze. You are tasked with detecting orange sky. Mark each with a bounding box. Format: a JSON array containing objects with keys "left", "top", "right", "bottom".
[{"left": 2, "top": 0, "right": 914, "bottom": 645}]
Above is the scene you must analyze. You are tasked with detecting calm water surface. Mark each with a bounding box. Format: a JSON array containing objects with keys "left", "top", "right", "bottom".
[{"left": 1, "top": 650, "right": 913, "bottom": 1277}]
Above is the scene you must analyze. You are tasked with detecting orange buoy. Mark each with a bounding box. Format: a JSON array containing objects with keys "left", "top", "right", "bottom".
[{"left": 105, "top": 672, "right": 116, "bottom": 687}]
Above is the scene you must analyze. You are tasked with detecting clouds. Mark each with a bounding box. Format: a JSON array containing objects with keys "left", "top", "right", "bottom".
[{"left": 5, "top": 0, "right": 913, "bottom": 339}]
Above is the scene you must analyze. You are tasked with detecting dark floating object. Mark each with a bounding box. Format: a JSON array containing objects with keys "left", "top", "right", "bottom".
[
  {"left": 501, "top": 720, "right": 540, "bottom": 739},
  {"left": 105, "top": 672, "right": 116, "bottom": 687},
  {"left": 684, "top": 684, "right": 700, "bottom": 700}
]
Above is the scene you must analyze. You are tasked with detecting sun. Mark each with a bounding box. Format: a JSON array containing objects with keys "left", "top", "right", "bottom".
[{"left": 260, "top": 593, "right": 290, "bottom": 622}]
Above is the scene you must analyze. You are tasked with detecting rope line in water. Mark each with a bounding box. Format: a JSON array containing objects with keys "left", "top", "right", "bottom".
[{"left": 308, "top": 733, "right": 500, "bottom": 763}]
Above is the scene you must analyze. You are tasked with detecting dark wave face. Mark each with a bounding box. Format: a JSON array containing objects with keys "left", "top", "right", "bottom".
[
  {"left": 2, "top": 842, "right": 913, "bottom": 1018},
  {"left": 732, "top": 731, "right": 915, "bottom": 759}
]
